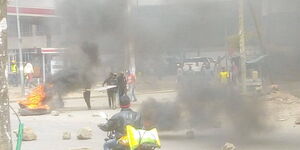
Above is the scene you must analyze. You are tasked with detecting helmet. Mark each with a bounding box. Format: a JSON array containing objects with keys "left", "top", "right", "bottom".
[
  {"left": 120, "top": 95, "right": 131, "bottom": 108},
  {"left": 11, "top": 60, "right": 16, "bottom": 63}
]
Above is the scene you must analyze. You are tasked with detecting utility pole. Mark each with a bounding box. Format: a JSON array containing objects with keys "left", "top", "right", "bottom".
[
  {"left": 16, "top": 0, "right": 25, "bottom": 95},
  {"left": 239, "top": 0, "right": 247, "bottom": 94},
  {"left": 127, "top": 0, "right": 136, "bottom": 74},
  {"left": 0, "top": 0, "right": 13, "bottom": 149}
]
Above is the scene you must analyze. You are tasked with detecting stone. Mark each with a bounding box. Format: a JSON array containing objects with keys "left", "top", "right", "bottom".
[
  {"left": 63, "top": 132, "right": 71, "bottom": 140},
  {"left": 70, "top": 148, "right": 91, "bottom": 150},
  {"left": 23, "top": 127, "right": 37, "bottom": 141},
  {"left": 186, "top": 130, "right": 195, "bottom": 139},
  {"left": 270, "top": 84, "right": 280, "bottom": 92},
  {"left": 77, "top": 127, "right": 92, "bottom": 140},
  {"left": 92, "top": 113, "right": 100, "bottom": 117},
  {"left": 295, "top": 117, "right": 300, "bottom": 125},
  {"left": 222, "top": 143, "right": 236, "bottom": 150},
  {"left": 51, "top": 111, "right": 60, "bottom": 116}
]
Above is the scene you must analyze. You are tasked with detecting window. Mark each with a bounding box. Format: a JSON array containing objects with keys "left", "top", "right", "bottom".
[
  {"left": 36, "top": 24, "right": 46, "bottom": 36},
  {"left": 21, "top": 22, "right": 32, "bottom": 36}
]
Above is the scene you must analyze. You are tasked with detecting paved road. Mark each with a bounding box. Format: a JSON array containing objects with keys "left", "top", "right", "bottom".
[{"left": 9, "top": 91, "right": 300, "bottom": 150}]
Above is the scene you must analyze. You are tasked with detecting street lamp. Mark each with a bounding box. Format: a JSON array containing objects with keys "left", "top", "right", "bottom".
[{"left": 15, "top": 0, "right": 25, "bottom": 95}]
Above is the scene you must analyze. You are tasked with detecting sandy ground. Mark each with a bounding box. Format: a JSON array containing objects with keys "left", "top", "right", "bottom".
[{"left": 9, "top": 89, "right": 300, "bottom": 150}]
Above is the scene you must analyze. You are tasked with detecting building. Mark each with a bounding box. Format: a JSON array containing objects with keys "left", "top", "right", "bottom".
[{"left": 7, "top": 0, "right": 61, "bottom": 82}]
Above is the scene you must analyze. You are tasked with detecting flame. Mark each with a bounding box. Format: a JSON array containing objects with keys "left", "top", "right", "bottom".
[{"left": 18, "top": 85, "right": 49, "bottom": 110}]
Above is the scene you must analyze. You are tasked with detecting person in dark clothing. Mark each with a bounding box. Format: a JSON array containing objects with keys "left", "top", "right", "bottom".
[
  {"left": 83, "top": 82, "right": 92, "bottom": 110},
  {"left": 103, "top": 73, "right": 118, "bottom": 109},
  {"left": 98, "top": 95, "right": 142, "bottom": 150},
  {"left": 117, "top": 72, "right": 127, "bottom": 98}
]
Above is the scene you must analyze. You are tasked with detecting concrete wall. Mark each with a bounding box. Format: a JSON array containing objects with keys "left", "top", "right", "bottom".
[{"left": 8, "top": 36, "right": 47, "bottom": 49}]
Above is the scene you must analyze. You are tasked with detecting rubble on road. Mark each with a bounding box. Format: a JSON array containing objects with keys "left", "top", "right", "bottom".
[
  {"left": 23, "top": 127, "right": 37, "bottom": 141},
  {"left": 51, "top": 110, "right": 60, "bottom": 116},
  {"left": 265, "top": 91, "right": 299, "bottom": 104},
  {"left": 77, "top": 127, "right": 92, "bottom": 140},
  {"left": 222, "top": 143, "right": 236, "bottom": 150},
  {"left": 63, "top": 132, "right": 71, "bottom": 140}
]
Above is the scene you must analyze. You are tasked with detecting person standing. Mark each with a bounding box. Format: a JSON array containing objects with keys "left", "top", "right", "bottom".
[
  {"left": 117, "top": 72, "right": 127, "bottom": 98},
  {"left": 219, "top": 67, "right": 230, "bottom": 85},
  {"left": 201, "top": 62, "right": 213, "bottom": 84},
  {"left": 176, "top": 64, "right": 183, "bottom": 86},
  {"left": 24, "top": 62, "right": 34, "bottom": 88},
  {"left": 10, "top": 60, "right": 18, "bottom": 86},
  {"left": 103, "top": 73, "right": 118, "bottom": 109},
  {"left": 83, "top": 82, "right": 92, "bottom": 110},
  {"left": 127, "top": 71, "right": 137, "bottom": 102}
]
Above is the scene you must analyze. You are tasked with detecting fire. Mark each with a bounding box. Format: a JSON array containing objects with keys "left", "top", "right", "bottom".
[{"left": 18, "top": 85, "right": 49, "bottom": 110}]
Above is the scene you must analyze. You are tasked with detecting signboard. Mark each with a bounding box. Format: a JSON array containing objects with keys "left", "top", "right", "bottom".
[
  {"left": 50, "top": 57, "right": 63, "bottom": 75},
  {"left": 41, "top": 48, "right": 64, "bottom": 54}
]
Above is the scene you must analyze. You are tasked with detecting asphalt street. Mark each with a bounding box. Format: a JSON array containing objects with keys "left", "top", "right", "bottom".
[{"left": 9, "top": 91, "right": 300, "bottom": 150}]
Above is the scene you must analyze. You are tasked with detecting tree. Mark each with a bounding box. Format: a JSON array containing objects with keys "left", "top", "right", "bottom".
[{"left": 0, "top": 0, "right": 12, "bottom": 149}]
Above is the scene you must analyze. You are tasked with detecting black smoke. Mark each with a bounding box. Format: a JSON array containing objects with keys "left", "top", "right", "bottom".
[{"left": 140, "top": 81, "right": 270, "bottom": 137}]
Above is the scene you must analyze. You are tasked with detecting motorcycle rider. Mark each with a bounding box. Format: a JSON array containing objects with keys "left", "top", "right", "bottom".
[{"left": 98, "top": 95, "right": 142, "bottom": 150}]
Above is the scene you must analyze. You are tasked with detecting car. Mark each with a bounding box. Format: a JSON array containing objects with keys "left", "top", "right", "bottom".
[{"left": 182, "top": 57, "right": 215, "bottom": 72}]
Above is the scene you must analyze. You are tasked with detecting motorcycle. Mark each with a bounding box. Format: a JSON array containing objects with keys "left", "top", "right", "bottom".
[{"left": 99, "top": 112, "right": 161, "bottom": 150}]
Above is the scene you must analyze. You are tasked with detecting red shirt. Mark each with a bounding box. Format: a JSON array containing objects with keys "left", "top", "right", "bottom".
[{"left": 127, "top": 74, "right": 136, "bottom": 84}]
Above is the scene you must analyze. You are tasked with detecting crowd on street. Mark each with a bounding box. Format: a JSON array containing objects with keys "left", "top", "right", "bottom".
[{"left": 82, "top": 71, "right": 138, "bottom": 110}]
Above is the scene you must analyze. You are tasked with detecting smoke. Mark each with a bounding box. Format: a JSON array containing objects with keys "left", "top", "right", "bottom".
[
  {"left": 44, "top": 0, "right": 130, "bottom": 95},
  {"left": 48, "top": 0, "right": 300, "bottom": 94},
  {"left": 140, "top": 81, "right": 270, "bottom": 137},
  {"left": 141, "top": 98, "right": 181, "bottom": 130},
  {"left": 54, "top": 0, "right": 270, "bottom": 135},
  {"left": 49, "top": 42, "right": 100, "bottom": 95}
]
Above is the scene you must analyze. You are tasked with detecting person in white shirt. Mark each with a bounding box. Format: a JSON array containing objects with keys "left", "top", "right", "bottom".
[{"left": 24, "top": 62, "right": 34, "bottom": 87}]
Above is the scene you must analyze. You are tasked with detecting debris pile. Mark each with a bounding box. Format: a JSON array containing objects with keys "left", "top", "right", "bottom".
[{"left": 265, "top": 91, "right": 299, "bottom": 104}]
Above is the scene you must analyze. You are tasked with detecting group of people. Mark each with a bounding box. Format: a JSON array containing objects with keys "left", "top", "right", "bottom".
[
  {"left": 177, "top": 61, "right": 232, "bottom": 87},
  {"left": 10, "top": 60, "right": 35, "bottom": 88},
  {"left": 102, "top": 71, "right": 137, "bottom": 109}
]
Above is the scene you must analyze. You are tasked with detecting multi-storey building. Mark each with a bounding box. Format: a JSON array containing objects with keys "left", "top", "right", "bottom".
[{"left": 7, "top": 0, "right": 61, "bottom": 82}]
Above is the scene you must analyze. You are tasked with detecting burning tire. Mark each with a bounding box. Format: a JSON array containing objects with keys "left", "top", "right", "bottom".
[
  {"left": 18, "top": 85, "right": 51, "bottom": 116},
  {"left": 19, "top": 108, "right": 50, "bottom": 116}
]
